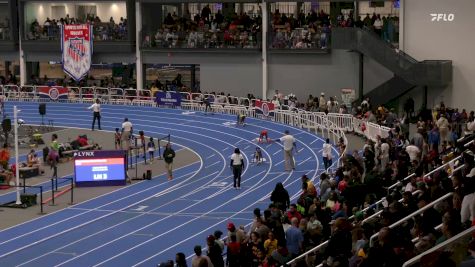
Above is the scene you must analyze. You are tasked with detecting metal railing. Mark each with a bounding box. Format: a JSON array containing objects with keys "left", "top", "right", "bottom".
[
  {"left": 369, "top": 192, "right": 454, "bottom": 247},
  {"left": 0, "top": 85, "right": 389, "bottom": 144},
  {"left": 402, "top": 225, "right": 475, "bottom": 267},
  {"left": 387, "top": 155, "right": 463, "bottom": 192}
]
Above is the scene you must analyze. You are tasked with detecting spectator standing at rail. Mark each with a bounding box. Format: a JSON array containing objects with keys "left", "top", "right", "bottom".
[
  {"left": 121, "top": 118, "right": 133, "bottom": 150},
  {"left": 278, "top": 130, "right": 297, "bottom": 171},
  {"left": 322, "top": 138, "right": 333, "bottom": 171},
  {"left": 87, "top": 98, "right": 101, "bottom": 131},
  {"left": 230, "top": 148, "right": 244, "bottom": 189},
  {"left": 163, "top": 143, "right": 176, "bottom": 181}
]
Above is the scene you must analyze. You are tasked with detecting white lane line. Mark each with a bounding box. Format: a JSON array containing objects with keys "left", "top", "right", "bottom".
[
  {"left": 275, "top": 160, "right": 284, "bottom": 166},
  {"left": 206, "top": 154, "right": 215, "bottom": 159},
  {"left": 298, "top": 157, "right": 312, "bottom": 166},
  {"left": 310, "top": 139, "right": 319, "bottom": 145},
  {"left": 205, "top": 161, "right": 220, "bottom": 169},
  {"left": 58, "top": 167, "right": 271, "bottom": 267},
  {"left": 273, "top": 150, "right": 281, "bottom": 156},
  {"left": 14, "top": 170, "right": 218, "bottom": 267}
]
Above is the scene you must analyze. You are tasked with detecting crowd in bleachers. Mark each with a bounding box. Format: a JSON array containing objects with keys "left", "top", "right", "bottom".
[
  {"left": 270, "top": 9, "right": 330, "bottom": 50},
  {"left": 335, "top": 11, "right": 399, "bottom": 44},
  {"left": 27, "top": 74, "right": 135, "bottom": 90},
  {"left": 28, "top": 14, "right": 128, "bottom": 41},
  {"left": 156, "top": 94, "right": 475, "bottom": 266},
  {"left": 143, "top": 6, "right": 261, "bottom": 49}
]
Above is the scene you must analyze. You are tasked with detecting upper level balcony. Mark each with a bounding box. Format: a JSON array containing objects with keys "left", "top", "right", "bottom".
[{"left": 20, "top": 0, "right": 135, "bottom": 53}]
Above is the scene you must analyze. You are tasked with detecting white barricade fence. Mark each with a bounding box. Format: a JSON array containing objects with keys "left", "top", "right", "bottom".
[
  {"left": 214, "top": 95, "right": 228, "bottom": 105},
  {"left": 380, "top": 125, "right": 391, "bottom": 139},
  {"left": 238, "top": 97, "right": 250, "bottom": 107},
  {"left": 353, "top": 117, "right": 365, "bottom": 136},
  {"left": 3, "top": 85, "right": 20, "bottom": 99},
  {"left": 190, "top": 93, "right": 203, "bottom": 103},
  {"left": 228, "top": 96, "right": 239, "bottom": 105},
  {"left": 66, "top": 87, "right": 80, "bottom": 102},
  {"left": 211, "top": 104, "right": 225, "bottom": 113},
  {"left": 137, "top": 89, "right": 153, "bottom": 102},
  {"left": 19, "top": 85, "right": 36, "bottom": 99},
  {"left": 224, "top": 105, "right": 247, "bottom": 116},
  {"left": 326, "top": 113, "right": 354, "bottom": 132},
  {"left": 94, "top": 87, "right": 110, "bottom": 101},
  {"left": 109, "top": 88, "right": 124, "bottom": 100},
  {"left": 80, "top": 87, "right": 95, "bottom": 100},
  {"left": 179, "top": 92, "right": 192, "bottom": 103}
]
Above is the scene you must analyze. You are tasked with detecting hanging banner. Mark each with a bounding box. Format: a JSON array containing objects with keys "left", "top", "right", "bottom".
[
  {"left": 254, "top": 100, "right": 275, "bottom": 117},
  {"left": 37, "top": 86, "right": 69, "bottom": 100},
  {"left": 341, "top": 88, "right": 356, "bottom": 108},
  {"left": 155, "top": 91, "right": 182, "bottom": 107},
  {"left": 62, "top": 24, "right": 93, "bottom": 82}
]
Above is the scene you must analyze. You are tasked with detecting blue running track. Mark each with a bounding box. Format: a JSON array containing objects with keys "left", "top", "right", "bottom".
[{"left": 0, "top": 102, "right": 338, "bottom": 267}]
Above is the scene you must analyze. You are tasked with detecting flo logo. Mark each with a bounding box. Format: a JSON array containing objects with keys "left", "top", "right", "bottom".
[{"left": 430, "top": 13, "right": 455, "bottom": 22}]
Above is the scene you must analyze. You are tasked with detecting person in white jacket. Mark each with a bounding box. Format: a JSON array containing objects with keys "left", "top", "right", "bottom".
[{"left": 461, "top": 190, "right": 475, "bottom": 224}]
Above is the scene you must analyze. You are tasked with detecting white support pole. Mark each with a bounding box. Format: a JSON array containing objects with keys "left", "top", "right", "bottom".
[
  {"left": 135, "top": 1, "right": 143, "bottom": 91},
  {"left": 399, "top": 0, "right": 404, "bottom": 50},
  {"left": 14, "top": 106, "right": 21, "bottom": 205},
  {"left": 19, "top": 37, "right": 26, "bottom": 86},
  {"left": 261, "top": 0, "right": 268, "bottom": 100}
]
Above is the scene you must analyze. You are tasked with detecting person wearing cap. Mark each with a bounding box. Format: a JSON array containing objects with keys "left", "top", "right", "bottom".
[
  {"left": 226, "top": 234, "right": 241, "bottom": 267},
  {"left": 226, "top": 222, "right": 246, "bottom": 244},
  {"left": 206, "top": 234, "right": 224, "bottom": 267},
  {"left": 191, "top": 245, "right": 213, "bottom": 267},
  {"left": 278, "top": 130, "right": 297, "bottom": 171}
]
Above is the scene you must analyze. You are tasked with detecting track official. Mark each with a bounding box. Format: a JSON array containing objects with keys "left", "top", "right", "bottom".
[{"left": 88, "top": 99, "right": 101, "bottom": 131}]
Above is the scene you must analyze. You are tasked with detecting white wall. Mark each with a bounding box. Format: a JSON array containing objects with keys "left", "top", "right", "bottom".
[
  {"left": 25, "top": 2, "right": 127, "bottom": 25},
  {"left": 268, "top": 50, "right": 359, "bottom": 101},
  {"left": 142, "top": 51, "right": 362, "bottom": 101},
  {"left": 403, "top": 0, "right": 475, "bottom": 111}
]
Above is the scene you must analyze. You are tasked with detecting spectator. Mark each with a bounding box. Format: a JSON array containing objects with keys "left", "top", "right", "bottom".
[
  {"left": 285, "top": 217, "right": 304, "bottom": 257},
  {"left": 175, "top": 252, "right": 187, "bottom": 267},
  {"left": 324, "top": 218, "right": 352, "bottom": 266},
  {"left": 226, "top": 234, "right": 240, "bottom": 267},
  {"left": 191, "top": 245, "right": 213, "bottom": 267},
  {"left": 206, "top": 235, "right": 224, "bottom": 267},
  {"left": 270, "top": 182, "right": 290, "bottom": 211}
]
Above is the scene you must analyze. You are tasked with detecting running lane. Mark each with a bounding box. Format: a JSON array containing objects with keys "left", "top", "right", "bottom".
[{"left": 0, "top": 102, "right": 336, "bottom": 266}]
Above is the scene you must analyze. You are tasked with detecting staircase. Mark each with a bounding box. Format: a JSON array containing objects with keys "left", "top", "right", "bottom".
[{"left": 332, "top": 27, "right": 452, "bottom": 106}]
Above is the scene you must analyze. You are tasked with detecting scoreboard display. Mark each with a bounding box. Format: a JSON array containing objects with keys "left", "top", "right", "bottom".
[{"left": 74, "top": 150, "right": 127, "bottom": 187}]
